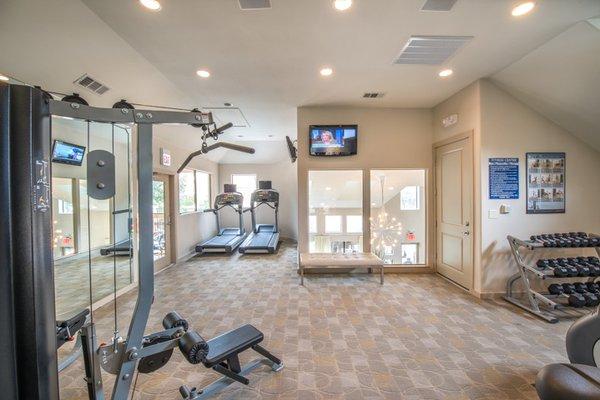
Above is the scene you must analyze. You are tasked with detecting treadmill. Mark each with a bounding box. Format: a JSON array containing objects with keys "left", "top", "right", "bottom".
[
  {"left": 239, "top": 181, "right": 280, "bottom": 254},
  {"left": 196, "top": 184, "right": 247, "bottom": 254}
]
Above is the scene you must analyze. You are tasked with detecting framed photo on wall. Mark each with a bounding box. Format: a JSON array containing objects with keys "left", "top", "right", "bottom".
[{"left": 526, "top": 152, "right": 565, "bottom": 214}]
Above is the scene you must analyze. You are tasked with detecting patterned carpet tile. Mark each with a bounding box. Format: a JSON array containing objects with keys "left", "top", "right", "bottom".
[{"left": 59, "top": 241, "right": 568, "bottom": 399}]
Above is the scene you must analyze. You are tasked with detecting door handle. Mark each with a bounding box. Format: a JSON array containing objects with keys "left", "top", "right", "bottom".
[{"left": 463, "top": 231, "right": 470, "bottom": 236}]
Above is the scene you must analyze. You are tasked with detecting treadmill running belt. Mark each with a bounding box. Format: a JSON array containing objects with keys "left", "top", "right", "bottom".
[
  {"left": 207, "top": 234, "right": 237, "bottom": 246},
  {"left": 251, "top": 232, "right": 273, "bottom": 247}
]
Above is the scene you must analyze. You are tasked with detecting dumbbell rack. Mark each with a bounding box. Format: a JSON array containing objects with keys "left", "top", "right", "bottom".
[{"left": 504, "top": 233, "right": 600, "bottom": 323}]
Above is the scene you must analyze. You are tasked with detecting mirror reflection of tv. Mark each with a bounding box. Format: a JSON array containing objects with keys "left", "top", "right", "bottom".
[
  {"left": 309, "top": 125, "right": 357, "bottom": 156},
  {"left": 52, "top": 140, "right": 86, "bottom": 166}
]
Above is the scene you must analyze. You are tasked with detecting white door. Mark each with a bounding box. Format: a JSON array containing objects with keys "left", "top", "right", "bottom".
[{"left": 435, "top": 137, "right": 473, "bottom": 290}]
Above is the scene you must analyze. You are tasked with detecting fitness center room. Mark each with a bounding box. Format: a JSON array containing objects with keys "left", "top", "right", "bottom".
[{"left": 1, "top": 1, "right": 599, "bottom": 399}]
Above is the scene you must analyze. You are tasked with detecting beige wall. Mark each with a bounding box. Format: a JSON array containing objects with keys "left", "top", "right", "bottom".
[
  {"left": 297, "top": 106, "right": 434, "bottom": 264},
  {"left": 432, "top": 81, "right": 483, "bottom": 292},
  {"left": 218, "top": 161, "right": 298, "bottom": 240},
  {"left": 479, "top": 79, "right": 600, "bottom": 293},
  {"left": 153, "top": 133, "right": 219, "bottom": 260},
  {"left": 433, "top": 79, "right": 600, "bottom": 295}
]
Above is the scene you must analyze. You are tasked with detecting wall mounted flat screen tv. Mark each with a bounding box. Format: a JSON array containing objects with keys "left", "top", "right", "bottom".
[
  {"left": 309, "top": 125, "right": 357, "bottom": 156},
  {"left": 52, "top": 140, "right": 86, "bottom": 166}
]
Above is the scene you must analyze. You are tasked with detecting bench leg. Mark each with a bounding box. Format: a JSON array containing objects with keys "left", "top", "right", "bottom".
[
  {"left": 380, "top": 266, "right": 384, "bottom": 285},
  {"left": 300, "top": 266, "right": 304, "bottom": 285},
  {"left": 213, "top": 364, "right": 249, "bottom": 385},
  {"left": 253, "top": 344, "right": 283, "bottom": 368}
]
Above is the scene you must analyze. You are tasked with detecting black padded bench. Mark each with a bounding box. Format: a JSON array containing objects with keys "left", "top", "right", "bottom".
[
  {"left": 179, "top": 324, "right": 283, "bottom": 399},
  {"left": 203, "top": 324, "right": 263, "bottom": 368}
]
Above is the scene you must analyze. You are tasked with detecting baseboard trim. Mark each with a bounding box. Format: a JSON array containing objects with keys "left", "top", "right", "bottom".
[
  {"left": 296, "top": 266, "right": 434, "bottom": 274},
  {"left": 474, "top": 290, "right": 506, "bottom": 299}
]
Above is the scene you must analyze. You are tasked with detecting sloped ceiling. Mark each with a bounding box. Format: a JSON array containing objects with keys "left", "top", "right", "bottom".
[{"left": 491, "top": 20, "right": 600, "bottom": 151}]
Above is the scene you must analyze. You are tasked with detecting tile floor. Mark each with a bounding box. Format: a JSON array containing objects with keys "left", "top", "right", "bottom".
[{"left": 59, "top": 241, "right": 570, "bottom": 399}]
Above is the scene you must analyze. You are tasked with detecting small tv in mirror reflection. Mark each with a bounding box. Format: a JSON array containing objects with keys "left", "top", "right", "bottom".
[{"left": 52, "top": 140, "right": 86, "bottom": 166}]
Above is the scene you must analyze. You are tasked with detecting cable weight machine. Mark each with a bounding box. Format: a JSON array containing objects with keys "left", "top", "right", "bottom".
[{"left": 0, "top": 84, "right": 282, "bottom": 400}]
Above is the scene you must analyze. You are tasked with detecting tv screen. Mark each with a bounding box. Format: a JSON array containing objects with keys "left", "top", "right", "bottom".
[
  {"left": 309, "top": 125, "right": 357, "bottom": 156},
  {"left": 52, "top": 140, "right": 86, "bottom": 166}
]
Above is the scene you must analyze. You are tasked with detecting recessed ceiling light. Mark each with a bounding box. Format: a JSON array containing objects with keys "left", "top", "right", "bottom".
[
  {"left": 0, "top": 74, "right": 9, "bottom": 81},
  {"left": 438, "top": 69, "right": 453, "bottom": 77},
  {"left": 267, "top": 134, "right": 274, "bottom": 138},
  {"left": 512, "top": 2, "right": 535, "bottom": 17},
  {"left": 140, "top": 0, "right": 161, "bottom": 11},
  {"left": 334, "top": 0, "right": 352, "bottom": 11},
  {"left": 388, "top": 186, "right": 395, "bottom": 190},
  {"left": 224, "top": 102, "right": 232, "bottom": 107},
  {"left": 237, "top": 135, "right": 244, "bottom": 138},
  {"left": 196, "top": 70, "right": 210, "bottom": 78},
  {"left": 371, "top": 202, "right": 376, "bottom": 206},
  {"left": 325, "top": 186, "right": 332, "bottom": 191},
  {"left": 320, "top": 67, "right": 333, "bottom": 77}
]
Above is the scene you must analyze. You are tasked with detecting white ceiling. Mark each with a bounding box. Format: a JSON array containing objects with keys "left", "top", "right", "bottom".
[
  {"left": 491, "top": 20, "right": 600, "bottom": 150},
  {"left": 80, "top": 0, "right": 599, "bottom": 139},
  {"left": 1, "top": 0, "right": 599, "bottom": 162}
]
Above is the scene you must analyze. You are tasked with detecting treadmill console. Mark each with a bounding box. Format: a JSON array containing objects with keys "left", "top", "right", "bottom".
[
  {"left": 252, "top": 190, "right": 278, "bottom": 204},
  {"left": 216, "top": 192, "right": 243, "bottom": 206}
]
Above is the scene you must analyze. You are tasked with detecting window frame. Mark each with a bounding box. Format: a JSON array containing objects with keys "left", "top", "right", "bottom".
[{"left": 179, "top": 168, "right": 212, "bottom": 215}]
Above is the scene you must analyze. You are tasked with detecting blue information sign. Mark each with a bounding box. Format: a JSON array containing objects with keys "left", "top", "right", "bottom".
[{"left": 489, "top": 158, "right": 519, "bottom": 199}]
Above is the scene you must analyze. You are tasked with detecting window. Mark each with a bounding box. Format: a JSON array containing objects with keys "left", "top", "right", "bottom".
[
  {"left": 346, "top": 215, "right": 362, "bottom": 233},
  {"left": 308, "top": 170, "right": 363, "bottom": 253},
  {"left": 179, "top": 169, "right": 212, "bottom": 214},
  {"left": 371, "top": 170, "right": 426, "bottom": 265},
  {"left": 400, "top": 186, "right": 420, "bottom": 210},
  {"left": 58, "top": 199, "right": 73, "bottom": 214},
  {"left": 325, "top": 215, "right": 342, "bottom": 233},
  {"left": 195, "top": 171, "right": 211, "bottom": 211},
  {"left": 401, "top": 243, "right": 419, "bottom": 264},
  {"left": 309, "top": 215, "right": 317, "bottom": 233},
  {"left": 232, "top": 174, "right": 257, "bottom": 207},
  {"left": 179, "top": 169, "right": 196, "bottom": 214}
]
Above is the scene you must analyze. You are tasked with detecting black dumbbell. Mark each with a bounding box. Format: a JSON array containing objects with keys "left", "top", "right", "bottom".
[
  {"left": 586, "top": 282, "right": 600, "bottom": 293},
  {"left": 553, "top": 259, "right": 578, "bottom": 277},
  {"left": 569, "top": 293, "right": 587, "bottom": 308},
  {"left": 587, "top": 257, "right": 600, "bottom": 265},
  {"left": 564, "top": 258, "right": 590, "bottom": 277},
  {"left": 573, "top": 282, "right": 589, "bottom": 293},
  {"left": 548, "top": 283, "right": 564, "bottom": 295},
  {"left": 573, "top": 283, "right": 600, "bottom": 306},
  {"left": 576, "top": 258, "right": 600, "bottom": 276},
  {"left": 562, "top": 283, "right": 577, "bottom": 294},
  {"left": 548, "top": 283, "right": 587, "bottom": 308},
  {"left": 537, "top": 259, "right": 551, "bottom": 269}
]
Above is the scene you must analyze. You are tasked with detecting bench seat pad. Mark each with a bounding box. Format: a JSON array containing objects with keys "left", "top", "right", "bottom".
[
  {"left": 203, "top": 324, "right": 263, "bottom": 368},
  {"left": 300, "top": 253, "right": 383, "bottom": 267}
]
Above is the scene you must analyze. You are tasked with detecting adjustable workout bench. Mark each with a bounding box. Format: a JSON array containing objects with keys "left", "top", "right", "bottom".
[
  {"left": 93, "top": 312, "right": 283, "bottom": 399},
  {"left": 179, "top": 324, "right": 283, "bottom": 399}
]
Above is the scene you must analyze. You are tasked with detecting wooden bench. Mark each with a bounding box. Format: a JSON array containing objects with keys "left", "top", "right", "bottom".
[{"left": 299, "top": 253, "right": 384, "bottom": 285}]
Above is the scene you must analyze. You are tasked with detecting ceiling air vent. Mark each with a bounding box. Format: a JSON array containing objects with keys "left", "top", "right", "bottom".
[
  {"left": 74, "top": 74, "right": 110, "bottom": 95},
  {"left": 421, "top": 0, "right": 457, "bottom": 12},
  {"left": 363, "top": 92, "right": 385, "bottom": 99},
  {"left": 238, "top": 0, "right": 271, "bottom": 10},
  {"left": 393, "top": 35, "right": 472, "bottom": 65}
]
